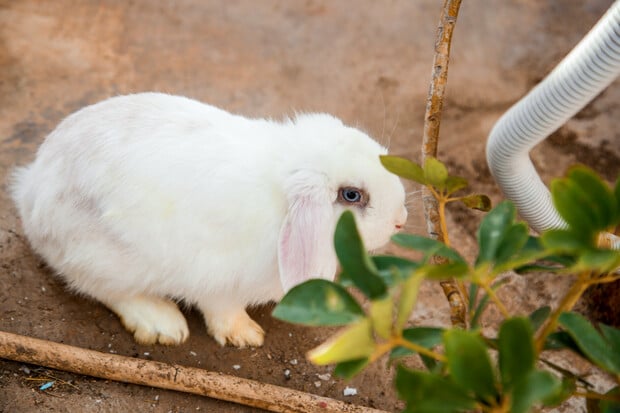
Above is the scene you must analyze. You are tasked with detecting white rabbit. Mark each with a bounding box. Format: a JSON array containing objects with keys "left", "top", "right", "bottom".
[{"left": 11, "top": 92, "right": 408, "bottom": 348}]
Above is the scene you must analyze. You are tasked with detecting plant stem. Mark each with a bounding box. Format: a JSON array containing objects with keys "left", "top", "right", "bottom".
[
  {"left": 421, "top": 0, "right": 466, "bottom": 329},
  {"left": 393, "top": 336, "right": 447, "bottom": 362},
  {"left": 535, "top": 272, "right": 591, "bottom": 354},
  {"left": 480, "top": 281, "right": 510, "bottom": 318}
]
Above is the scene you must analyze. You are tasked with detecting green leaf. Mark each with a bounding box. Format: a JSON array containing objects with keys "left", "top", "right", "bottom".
[
  {"left": 528, "top": 306, "right": 551, "bottom": 332},
  {"left": 396, "top": 272, "right": 424, "bottom": 330},
  {"left": 543, "top": 377, "right": 575, "bottom": 407},
  {"left": 372, "top": 255, "right": 421, "bottom": 286},
  {"left": 543, "top": 331, "right": 584, "bottom": 355},
  {"left": 444, "top": 329, "right": 498, "bottom": 402},
  {"left": 468, "top": 283, "right": 479, "bottom": 313},
  {"left": 334, "top": 211, "right": 387, "bottom": 299},
  {"left": 510, "top": 370, "right": 563, "bottom": 413},
  {"left": 579, "top": 249, "right": 620, "bottom": 273},
  {"left": 599, "top": 386, "right": 620, "bottom": 413},
  {"left": 334, "top": 358, "right": 369, "bottom": 379},
  {"left": 459, "top": 194, "right": 492, "bottom": 212},
  {"left": 307, "top": 318, "right": 375, "bottom": 365},
  {"left": 600, "top": 324, "right": 620, "bottom": 352},
  {"left": 370, "top": 295, "right": 393, "bottom": 339},
  {"left": 541, "top": 229, "right": 590, "bottom": 252},
  {"left": 498, "top": 318, "right": 535, "bottom": 390},
  {"left": 564, "top": 166, "right": 618, "bottom": 229},
  {"left": 422, "top": 261, "right": 470, "bottom": 280},
  {"left": 424, "top": 157, "right": 449, "bottom": 190},
  {"left": 379, "top": 155, "right": 426, "bottom": 185},
  {"left": 615, "top": 177, "right": 620, "bottom": 209},
  {"left": 391, "top": 327, "right": 444, "bottom": 359},
  {"left": 445, "top": 176, "right": 469, "bottom": 195},
  {"left": 272, "top": 279, "right": 364, "bottom": 326},
  {"left": 494, "top": 222, "right": 529, "bottom": 268},
  {"left": 559, "top": 312, "right": 620, "bottom": 374},
  {"left": 475, "top": 201, "right": 517, "bottom": 267},
  {"left": 391, "top": 234, "right": 466, "bottom": 263},
  {"left": 395, "top": 365, "right": 476, "bottom": 412}
]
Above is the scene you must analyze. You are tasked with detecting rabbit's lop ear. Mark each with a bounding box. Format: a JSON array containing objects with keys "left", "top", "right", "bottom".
[{"left": 278, "top": 170, "right": 337, "bottom": 293}]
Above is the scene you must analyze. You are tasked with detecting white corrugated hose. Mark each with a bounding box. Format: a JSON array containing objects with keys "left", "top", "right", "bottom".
[{"left": 486, "top": 2, "right": 620, "bottom": 250}]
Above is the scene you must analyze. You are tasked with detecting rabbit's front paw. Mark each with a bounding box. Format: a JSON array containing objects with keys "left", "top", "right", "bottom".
[
  {"left": 205, "top": 310, "right": 265, "bottom": 348},
  {"left": 106, "top": 295, "right": 189, "bottom": 345}
]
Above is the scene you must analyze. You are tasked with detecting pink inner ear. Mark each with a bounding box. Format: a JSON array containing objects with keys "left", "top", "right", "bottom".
[{"left": 277, "top": 181, "right": 337, "bottom": 293}]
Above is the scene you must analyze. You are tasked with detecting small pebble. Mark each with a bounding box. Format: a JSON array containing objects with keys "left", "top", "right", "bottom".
[
  {"left": 317, "top": 373, "right": 331, "bottom": 381},
  {"left": 41, "top": 286, "right": 46, "bottom": 292},
  {"left": 232, "top": 365, "right": 241, "bottom": 370},
  {"left": 284, "top": 369, "right": 291, "bottom": 379},
  {"left": 288, "top": 333, "right": 292, "bottom": 337},
  {"left": 189, "top": 351, "right": 197, "bottom": 356},
  {"left": 143, "top": 352, "right": 150, "bottom": 356},
  {"left": 39, "top": 381, "right": 55, "bottom": 391},
  {"left": 19, "top": 366, "right": 31, "bottom": 374},
  {"left": 343, "top": 386, "right": 358, "bottom": 396},
  {"left": 155, "top": 395, "right": 160, "bottom": 401},
  {"left": 314, "top": 381, "right": 322, "bottom": 388},
  {"left": 289, "top": 359, "right": 298, "bottom": 365}
]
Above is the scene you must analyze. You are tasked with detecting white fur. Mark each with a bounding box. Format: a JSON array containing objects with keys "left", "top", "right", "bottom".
[{"left": 11, "top": 93, "right": 407, "bottom": 347}]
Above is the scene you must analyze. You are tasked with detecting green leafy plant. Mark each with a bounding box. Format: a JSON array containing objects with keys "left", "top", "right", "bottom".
[{"left": 273, "top": 159, "right": 620, "bottom": 413}]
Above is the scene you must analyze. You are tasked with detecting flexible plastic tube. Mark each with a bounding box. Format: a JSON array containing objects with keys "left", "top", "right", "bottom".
[{"left": 486, "top": 2, "right": 620, "bottom": 250}]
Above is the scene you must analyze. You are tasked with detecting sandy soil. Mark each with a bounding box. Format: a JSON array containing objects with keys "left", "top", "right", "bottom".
[{"left": 1, "top": 1, "right": 618, "bottom": 412}]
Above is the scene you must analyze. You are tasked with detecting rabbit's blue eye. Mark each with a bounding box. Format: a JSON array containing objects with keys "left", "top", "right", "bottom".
[
  {"left": 338, "top": 187, "right": 368, "bottom": 207},
  {"left": 342, "top": 189, "right": 361, "bottom": 202}
]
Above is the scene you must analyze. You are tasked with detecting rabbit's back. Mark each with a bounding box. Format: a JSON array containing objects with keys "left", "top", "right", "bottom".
[{"left": 11, "top": 93, "right": 286, "bottom": 303}]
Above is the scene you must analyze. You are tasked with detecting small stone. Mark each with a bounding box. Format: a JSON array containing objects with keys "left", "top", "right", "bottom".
[
  {"left": 19, "top": 366, "right": 31, "bottom": 374},
  {"left": 314, "top": 381, "right": 321, "bottom": 388},
  {"left": 343, "top": 386, "right": 358, "bottom": 396},
  {"left": 143, "top": 352, "right": 150, "bottom": 356},
  {"left": 316, "top": 373, "right": 331, "bottom": 381},
  {"left": 284, "top": 369, "right": 291, "bottom": 379},
  {"left": 232, "top": 365, "right": 241, "bottom": 370},
  {"left": 189, "top": 351, "right": 197, "bottom": 356},
  {"left": 289, "top": 359, "right": 298, "bottom": 365}
]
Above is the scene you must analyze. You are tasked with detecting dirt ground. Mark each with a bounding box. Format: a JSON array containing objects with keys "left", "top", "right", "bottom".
[{"left": 1, "top": 1, "right": 619, "bottom": 412}]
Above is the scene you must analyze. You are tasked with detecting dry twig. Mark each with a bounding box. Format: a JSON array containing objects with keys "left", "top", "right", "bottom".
[
  {"left": 420, "top": 0, "right": 467, "bottom": 328},
  {"left": 0, "top": 330, "right": 387, "bottom": 413}
]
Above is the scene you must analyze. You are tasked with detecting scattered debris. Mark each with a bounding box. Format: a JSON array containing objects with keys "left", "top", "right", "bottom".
[
  {"left": 343, "top": 386, "right": 357, "bottom": 396},
  {"left": 232, "top": 365, "right": 241, "bottom": 370},
  {"left": 19, "top": 365, "right": 31, "bottom": 374},
  {"left": 39, "top": 381, "right": 55, "bottom": 391},
  {"left": 316, "top": 373, "right": 331, "bottom": 381}
]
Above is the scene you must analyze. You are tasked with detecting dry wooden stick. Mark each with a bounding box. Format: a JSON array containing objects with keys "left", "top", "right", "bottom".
[
  {"left": 0, "top": 330, "right": 387, "bottom": 413},
  {"left": 420, "top": 0, "right": 467, "bottom": 328}
]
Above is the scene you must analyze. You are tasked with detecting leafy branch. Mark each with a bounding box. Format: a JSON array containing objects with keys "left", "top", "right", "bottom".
[{"left": 273, "top": 163, "right": 620, "bottom": 413}]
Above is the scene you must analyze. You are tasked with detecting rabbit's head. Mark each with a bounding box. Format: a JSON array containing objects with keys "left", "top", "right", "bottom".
[{"left": 278, "top": 114, "right": 407, "bottom": 292}]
